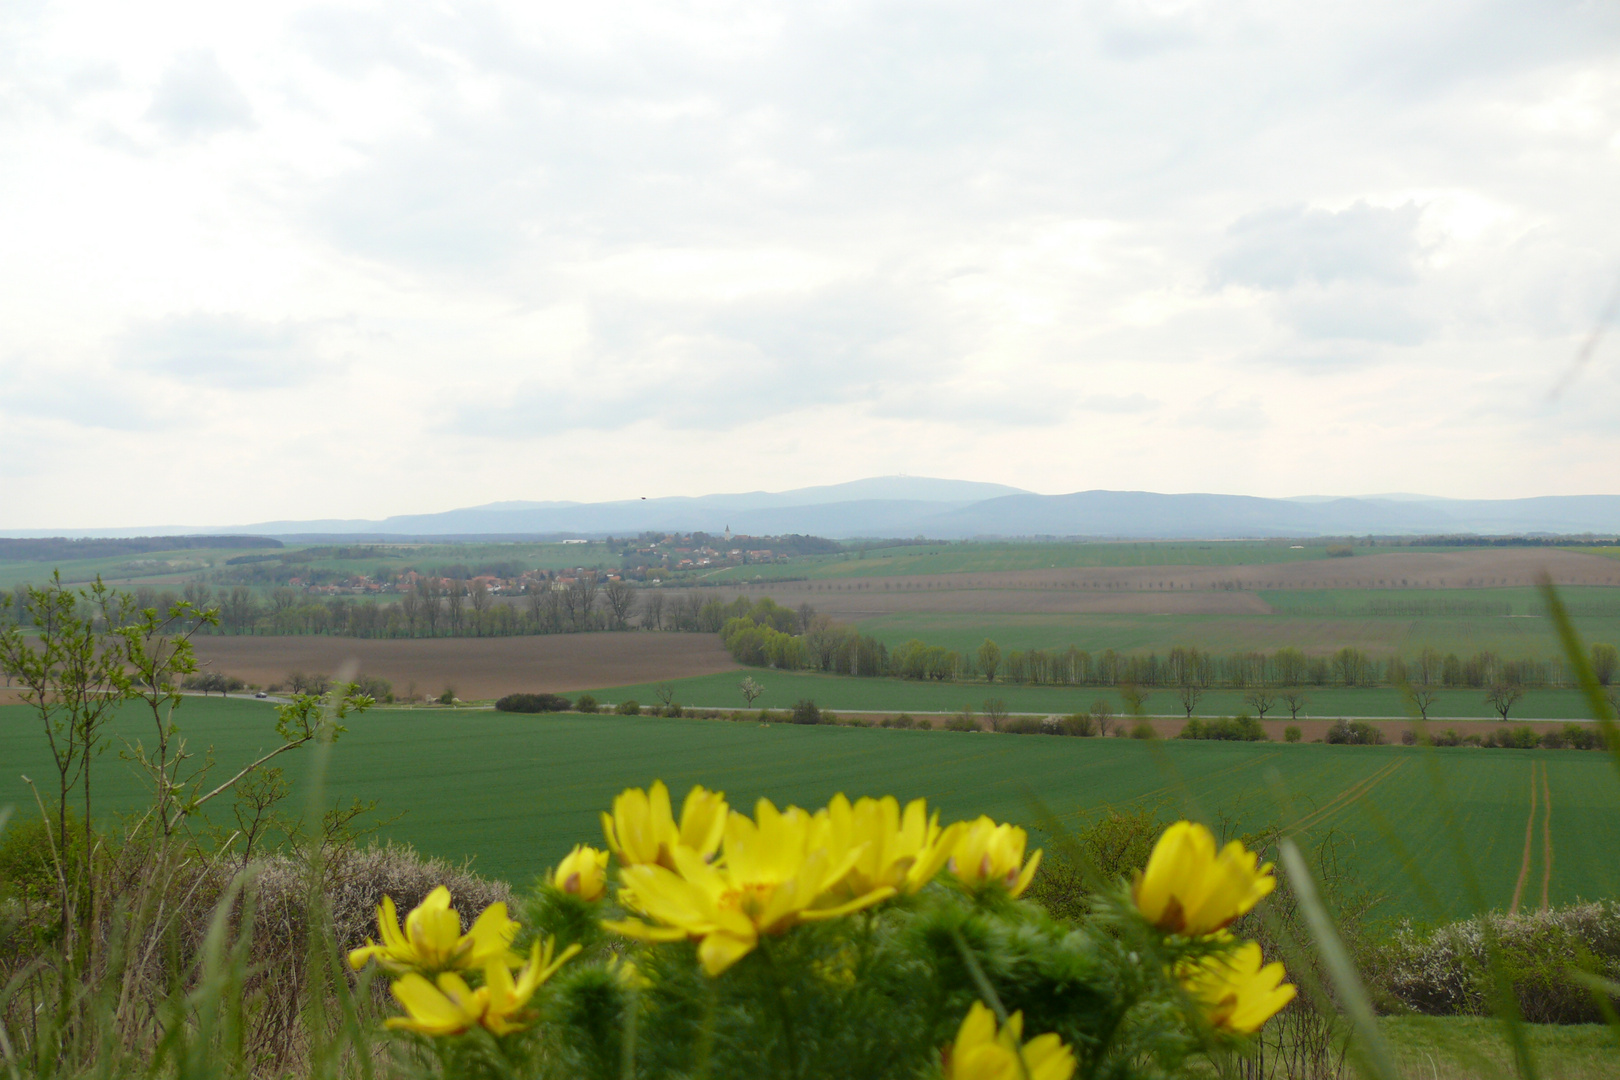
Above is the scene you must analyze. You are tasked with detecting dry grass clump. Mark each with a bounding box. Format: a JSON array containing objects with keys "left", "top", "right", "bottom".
[{"left": 0, "top": 838, "right": 510, "bottom": 1075}]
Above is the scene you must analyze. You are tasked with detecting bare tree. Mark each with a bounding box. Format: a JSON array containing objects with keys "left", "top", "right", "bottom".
[
  {"left": 468, "top": 579, "right": 493, "bottom": 633},
  {"left": 602, "top": 579, "right": 639, "bottom": 629},
  {"left": 1177, "top": 683, "right": 1204, "bottom": 718},
  {"left": 1281, "top": 689, "right": 1308, "bottom": 721},
  {"left": 1090, "top": 699, "right": 1116, "bottom": 737},
  {"left": 1485, "top": 683, "right": 1524, "bottom": 721},
  {"left": 565, "top": 573, "right": 599, "bottom": 631},
  {"left": 982, "top": 698, "right": 1010, "bottom": 732},
  {"left": 643, "top": 590, "right": 666, "bottom": 630},
  {"left": 1404, "top": 684, "right": 1440, "bottom": 721},
  {"left": 400, "top": 589, "right": 422, "bottom": 636},
  {"left": 418, "top": 578, "right": 442, "bottom": 636},
  {"left": 527, "top": 582, "right": 562, "bottom": 633},
  {"left": 1243, "top": 687, "right": 1275, "bottom": 720},
  {"left": 654, "top": 683, "right": 677, "bottom": 710},
  {"left": 797, "top": 603, "right": 817, "bottom": 633},
  {"left": 445, "top": 580, "right": 467, "bottom": 634}
]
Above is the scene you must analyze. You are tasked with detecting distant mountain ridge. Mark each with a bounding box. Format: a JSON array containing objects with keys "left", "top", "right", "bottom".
[{"left": 7, "top": 478, "right": 1620, "bottom": 540}]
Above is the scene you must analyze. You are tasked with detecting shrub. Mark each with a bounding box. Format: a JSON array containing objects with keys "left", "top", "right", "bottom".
[
  {"left": 1001, "top": 716, "right": 1045, "bottom": 735},
  {"left": 355, "top": 674, "right": 393, "bottom": 703},
  {"left": 944, "top": 712, "right": 979, "bottom": 732},
  {"left": 791, "top": 699, "right": 822, "bottom": 725},
  {"left": 1059, "top": 712, "right": 1096, "bottom": 736},
  {"left": 1129, "top": 721, "right": 1157, "bottom": 739},
  {"left": 437, "top": 687, "right": 457, "bottom": 706},
  {"left": 494, "top": 692, "right": 572, "bottom": 713},
  {"left": 615, "top": 700, "right": 641, "bottom": 716},
  {"left": 1325, "top": 719, "right": 1385, "bottom": 745},
  {"left": 1483, "top": 725, "right": 1537, "bottom": 749},
  {"left": 0, "top": 812, "right": 88, "bottom": 903},
  {"left": 1563, "top": 722, "right": 1606, "bottom": 750},
  {"left": 882, "top": 713, "right": 917, "bottom": 729},
  {"left": 1371, "top": 901, "right": 1620, "bottom": 1023},
  {"left": 1179, "top": 716, "right": 1267, "bottom": 741},
  {"left": 1284, "top": 725, "right": 1302, "bottom": 743},
  {"left": 1026, "top": 808, "right": 1167, "bottom": 923},
  {"left": 1538, "top": 726, "right": 1565, "bottom": 749},
  {"left": 662, "top": 703, "right": 683, "bottom": 718},
  {"left": 574, "top": 694, "right": 599, "bottom": 714}
]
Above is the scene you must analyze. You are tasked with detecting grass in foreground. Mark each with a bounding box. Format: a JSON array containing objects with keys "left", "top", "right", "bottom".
[{"left": 1381, "top": 1016, "right": 1620, "bottom": 1079}]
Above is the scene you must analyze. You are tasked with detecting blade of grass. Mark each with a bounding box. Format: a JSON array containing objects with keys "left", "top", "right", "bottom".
[
  {"left": 1538, "top": 575, "right": 1620, "bottom": 780},
  {"left": 1278, "top": 838, "right": 1401, "bottom": 1080}
]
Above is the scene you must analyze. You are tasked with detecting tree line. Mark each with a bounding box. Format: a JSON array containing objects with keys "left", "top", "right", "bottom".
[
  {"left": 0, "top": 578, "right": 784, "bottom": 639},
  {"left": 715, "top": 602, "right": 1620, "bottom": 698}
]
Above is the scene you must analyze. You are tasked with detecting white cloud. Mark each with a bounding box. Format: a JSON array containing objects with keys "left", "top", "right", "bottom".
[
  {"left": 120, "top": 313, "right": 322, "bottom": 389},
  {"left": 2, "top": 0, "right": 1620, "bottom": 528},
  {"left": 145, "top": 50, "right": 254, "bottom": 140}
]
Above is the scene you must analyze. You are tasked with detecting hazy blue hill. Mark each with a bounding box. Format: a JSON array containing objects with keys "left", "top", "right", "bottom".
[
  {"left": 7, "top": 481, "right": 1619, "bottom": 541},
  {"left": 916, "top": 492, "right": 1620, "bottom": 539}
]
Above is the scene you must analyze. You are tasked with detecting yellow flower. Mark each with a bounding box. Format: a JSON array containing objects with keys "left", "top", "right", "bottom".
[
  {"left": 948, "top": 817, "right": 1042, "bottom": 897},
  {"left": 1178, "top": 939, "right": 1296, "bottom": 1034},
  {"left": 604, "top": 798, "right": 896, "bottom": 975},
  {"left": 819, "top": 794, "right": 962, "bottom": 895},
  {"left": 386, "top": 938, "right": 581, "bottom": 1037},
  {"left": 349, "top": 886, "right": 520, "bottom": 974},
  {"left": 548, "top": 844, "right": 610, "bottom": 901},
  {"left": 1133, "top": 821, "right": 1275, "bottom": 936},
  {"left": 943, "top": 1001, "right": 1075, "bottom": 1080},
  {"left": 601, "top": 781, "right": 728, "bottom": 870}
]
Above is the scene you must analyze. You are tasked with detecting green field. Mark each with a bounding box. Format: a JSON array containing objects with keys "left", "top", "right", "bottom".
[
  {"left": 0, "top": 539, "right": 631, "bottom": 591},
  {"left": 583, "top": 669, "right": 1599, "bottom": 720},
  {"left": 854, "top": 607, "right": 1620, "bottom": 662},
  {"left": 0, "top": 546, "right": 280, "bottom": 590},
  {"left": 3, "top": 697, "right": 1615, "bottom": 924},
  {"left": 700, "top": 540, "right": 1342, "bottom": 583}
]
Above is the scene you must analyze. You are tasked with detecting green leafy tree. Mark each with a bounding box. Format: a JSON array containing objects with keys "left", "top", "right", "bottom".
[
  {"left": 976, "top": 638, "right": 1001, "bottom": 683},
  {"left": 1592, "top": 643, "right": 1618, "bottom": 686}
]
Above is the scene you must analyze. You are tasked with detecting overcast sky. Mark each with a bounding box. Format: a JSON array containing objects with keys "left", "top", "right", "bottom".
[{"left": 4, "top": 1, "right": 1619, "bottom": 528}]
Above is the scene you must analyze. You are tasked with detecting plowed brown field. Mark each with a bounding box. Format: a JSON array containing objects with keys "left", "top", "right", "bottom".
[{"left": 188, "top": 633, "right": 738, "bottom": 700}]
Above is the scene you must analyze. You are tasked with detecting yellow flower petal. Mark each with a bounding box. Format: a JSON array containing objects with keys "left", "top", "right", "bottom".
[{"left": 1134, "top": 822, "right": 1276, "bottom": 936}]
